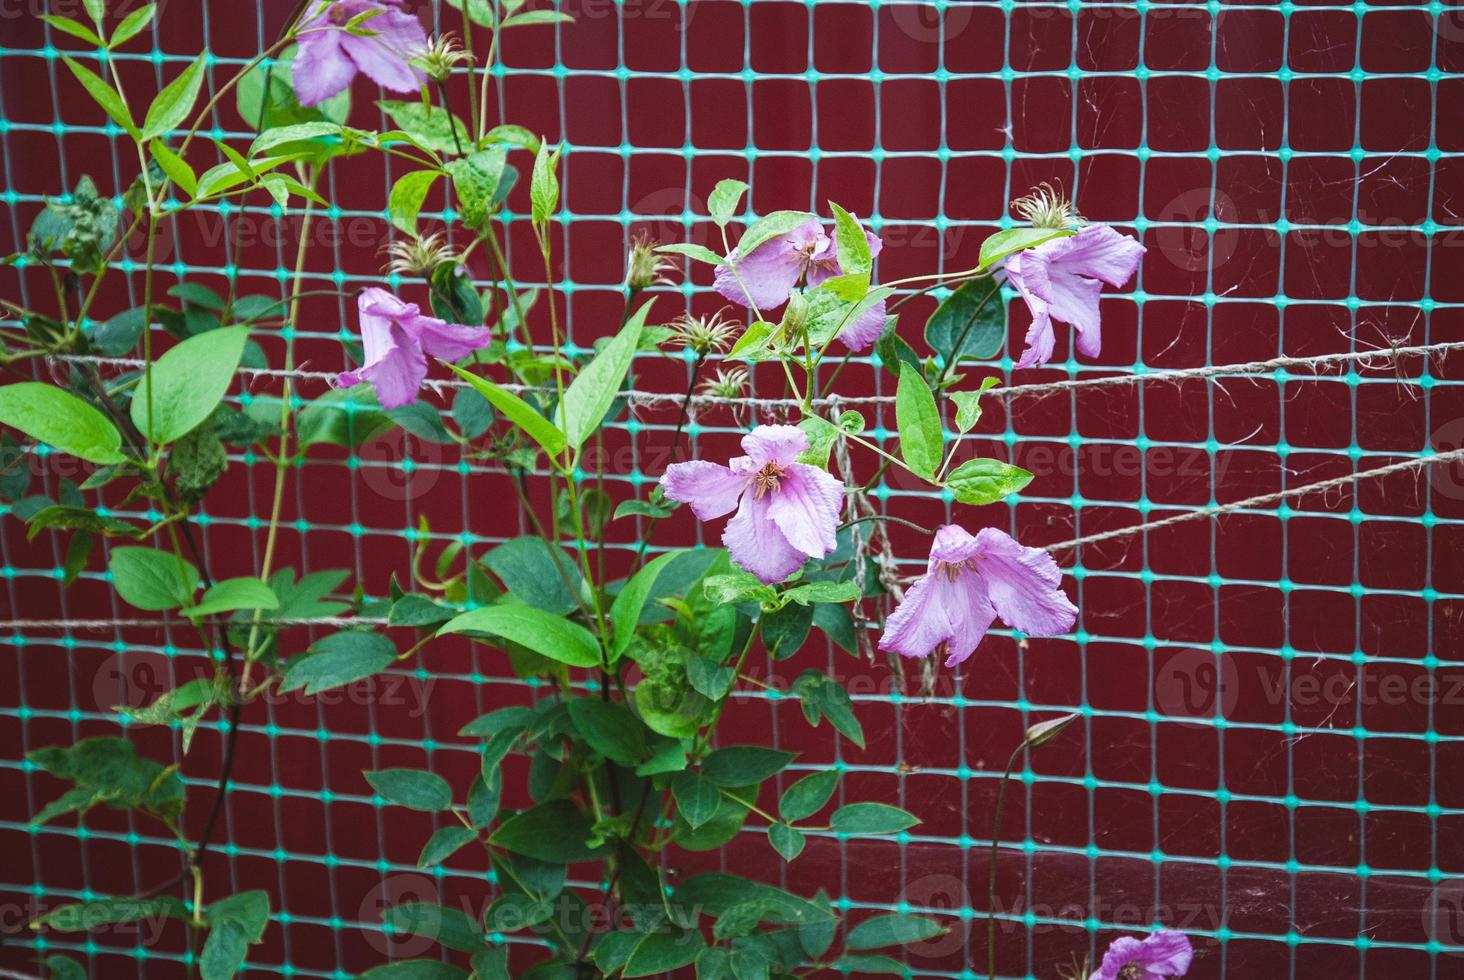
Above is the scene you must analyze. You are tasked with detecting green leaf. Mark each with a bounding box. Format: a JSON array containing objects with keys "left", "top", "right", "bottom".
[
  {"left": 447, "top": 148, "right": 506, "bottom": 228},
  {"left": 388, "top": 169, "right": 441, "bottom": 236},
  {"left": 779, "top": 769, "right": 839, "bottom": 823},
  {"left": 443, "top": 0, "right": 497, "bottom": 28},
  {"left": 780, "top": 580, "right": 859, "bottom": 606},
  {"left": 82, "top": 0, "right": 106, "bottom": 26},
  {"left": 377, "top": 100, "right": 469, "bottom": 154},
  {"left": 768, "top": 823, "right": 805, "bottom": 861},
  {"left": 360, "top": 963, "right": 468, "bottom": 980},
  {"left": 951, "top": 376, "right": 1000, "bottom": 433},
  {"left": 429, "top": 261, "right": 484, "bottom": 325},
  {"left": 42, "top": 956, "right": 88, "bottom": 980},
  {"left": 708, "top": 179, "right": 748, "bottom": 228},
  {"left": 482, "top": 536, "right": 585, "bottom": 616},
  {"left": 696, "top": 947, "right": 731, "bottom": 980},
  {"left": 735, "top": 210, "right": 815, "bottom": 257},
  {"left": 0, "top": 382, "right": 126, "bottom": 464},
  {"left": 844, "top": 913, "right": 946, "bottom": 950},
  {"left": 796, "top": 415, "right": 839, "bottom": 468},
  {"left": 110, "top": 4, "right": 157, "bottom": 48},
  {"left": 247, "top": 120, "right": 346, "bottom": 157},
  {"left": 33, "top": 895, "right": 189, "bottom": 931},
  {"left": 294, "top": 388, "right": 393, "bottom": 447},
  {"left": 451, "top": 385, "right": 494, "bottom": 438},
  {"left": 131, "top": 326, "right": 249, "bottom": 444},
  {"left": 874, "top": 317, "right": 921, "bottom": 379},
  {"left": 419, "top": 825, "right": 477, "bottom": 868},
  {"left": 555, "top": 301, "right": 648, "bottom": 449},
  {"left": 149, "top": 140, "right": 197, "bottom": 196},
  {"left": 142, "top": 52, "right": 207, "bottom": 140},
  {"left": 92, "top": 305, "right": 149, "bottom": 356},
  {"left": 655, "top": 241, "right": 727, "bottom": 266},
  {"left": 566, "top": 698, "right": 646, "bottom": 765},
  {"left": 686, "top": 655, "right": 734, "bottom": 702},
  {"left": 61, "top": 56, "right": 138, "bottom": 138},
  {"left": 944, "top": 457, "right": 1034, "bottom": 505},
  {"left": 623, "top": 927, "right": 704, "bottom": 977},
  {"left": 830, "top": 802, "right": 919, "bottom": 836},
  {"left": 471, "top": 948, "right": 511, "bottom": 980},
  {"left": 702, "top": 746, "right": 795, "bottom": 788},
  {"left": 385, "top": 903, "right": 487, "bottom": 953},
  {"left": 41, "top": 16, "right": 105, "bottom": 47},
  {"left": 442, "top": 362, "right": 566, "bottom": 460},
  {"left": 924, "top": 276, "right": 1004, "bottom": 364},
  {"left": 759, "top": 601, "right": 813, "bottom": 658},
  {"left": 501, "top": 9, "right": 574, "bottom": 28},
  {"left": 792, "top": 670, "right": 865, "bottom": 748},
  {"left": 829, "top": 202, "right": 872, "bottom": 278},
  {"left": 673, "top": 874, "right": 835, "bottom": 925},
  {"left": 200, "top": 891, "right": 270, "bottom": 980},
  {"left": 25, "top": 505, "right": 140, "bottom": 541},
  {"left": 109, "top": 546, "right": 198, "bottom": 610},
  {"left": 609, "top": 548, "right": 685, "bottom": 657},
  {"left": 978, "top": 226, "right": 1069, "bottom": 269},
  {"left": 364, "top": 768, "right": 452, "bottom": 811},
  {"left": 530, "top": 141, "right": 560, "bottom": 224},
  {"left": 490, "top": 800, "right": 606, "bottom": 863},
  {"left": 238, "top": 50, "right": 350, "bottom": 132},
  {"left": 672, "top": 771, "right": 722, "bottom": 830},
  {"left": 459, "top": 705, "right": 534, "bottom": 738},
  {"left": 439, "top": 605, "right": 603, "bottom": 669},
  {"left": 279, "top": 631, "right": 396, "bottom": 695},
  {"left": 829, "top": 954, "right": 908, "bottom": 974},
  {"left": 468, "top": 770, "right": 503, "bottom": 827},
  {"left": 895, "top": 361, "right": 942, "bottom": 480},
  {"left": 812, "top": 602, "right": 857, "bottom": 655},
  {"left": 483, "top": 123, "right": 539, "bottom": 152},
  {"left": 703, "top": 571, "right": 775, "bottom": 606},
  {"left": 181, "top": 576, "right": 278, "bottom": 618}
]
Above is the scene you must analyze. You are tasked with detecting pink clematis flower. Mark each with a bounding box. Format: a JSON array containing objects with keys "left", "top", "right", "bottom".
[
  {"left": 878, "top": 524, "right": 1077, "bottom": 667},
  {"left": 713, "top": 218, "right": 887, "bottom": 352},
  {"left": 1004, "top": 224, "right": 1146, "bottom": 370},
  {"left": 660, "top": 425, "right": 844, "bottom": 585},
  {"left": 337, "top": 288, "right": 490, "bottom": 409},
  {"left": 1089, "top": 930, "right": 1193, "bottom": 980},
  {"left": 292, "top": 0, "right": 428, "bottom": 108}
]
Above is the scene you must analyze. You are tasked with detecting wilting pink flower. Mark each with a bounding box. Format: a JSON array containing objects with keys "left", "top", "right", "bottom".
[
  {"left": 660, "top": 425, "right": 843, "bottom": 585},
  {"left": 1004, "top": 224, "right": 1145, "bottom": 370},
  {"left": 337, "top": 288, "right": 490, "bottom": 409},
  {"left": 293, "top": 0, "right": 428, "bottom": 108},
  {"left": 878, "top": 525, "right": 1076, "bottom": 667},
  {"left": 1089, "top": 930, "right": 1193, "bottom": 980},
  {"left": 713, "top": 218, "right": 887, "bottom": 352}
]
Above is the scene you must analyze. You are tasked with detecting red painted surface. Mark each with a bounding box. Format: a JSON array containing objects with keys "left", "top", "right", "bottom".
[{"left": 1, "top": 1, "right": 1461, "bottom": 977}]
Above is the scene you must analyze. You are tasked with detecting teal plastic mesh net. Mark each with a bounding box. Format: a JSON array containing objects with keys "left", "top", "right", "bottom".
[{"left": 0, "top": 1, "right": 1461, "bottom": 977}]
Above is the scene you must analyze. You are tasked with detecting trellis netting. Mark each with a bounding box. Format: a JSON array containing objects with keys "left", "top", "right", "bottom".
[{"left": 1, "top": 1, "right": 1462, "bottom": 978}]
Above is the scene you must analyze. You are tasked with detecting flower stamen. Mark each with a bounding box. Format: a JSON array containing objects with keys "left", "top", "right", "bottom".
[{"left": 752, "top": 461, "right": 785, "bottom": 499}]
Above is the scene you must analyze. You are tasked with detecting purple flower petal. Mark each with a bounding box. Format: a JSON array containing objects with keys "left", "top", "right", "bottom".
[
  {"left": 1046, "top": 223, "right": 1147, "bottom": 288},
  {"left": 292, "top": 29, "right": 356, "bottom": 107},
  {"left": 740, "top": 424, "right": 808, "bottom": 468},
  {"left": 834, "top": 295, "right": 887, "bottom": 353},
  {"left": 928, "top": 524, "right": 982, "bottom": 565},
  {"left": 972, "top": 527, "right": 1077, "bottom": 638},
  {"left": 766, "top": 462, "right": 843, "bottom": 558},
  {"left": 338, "top": 5, "right": 428, "bottom": 93},
  {"left": 1005, "top": 252, "right": 1057, "bottom": 369},
  {"left": 1091, "top": 930, "right": 1193, "bottom": 980},
  {"left": 713, "top": 219, "right": 824, "bottom": 311},
  {"left": 409, "top": 313, "right": 491, "bottom": 362},
  {"left": 878, "top": 566, "right": 995, "bottom": 666},
  {"left": 723, "top": 489, "right": 809, "bottom": 584},
  {"left": 340, "top": 318, "right": 426, "bottom": 409},
  {"left": 660, "top": 460, "right": 748, "bottom": 521}
]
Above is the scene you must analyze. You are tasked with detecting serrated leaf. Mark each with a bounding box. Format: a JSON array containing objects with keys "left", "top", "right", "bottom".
[{"left": 279, "top": 631, "right": 396, "bottom": 695}]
